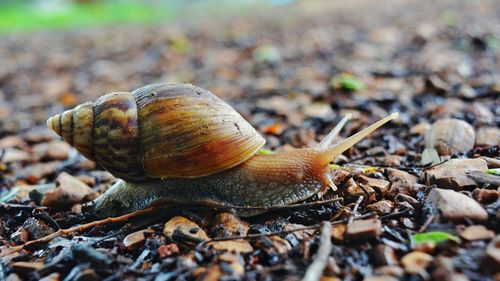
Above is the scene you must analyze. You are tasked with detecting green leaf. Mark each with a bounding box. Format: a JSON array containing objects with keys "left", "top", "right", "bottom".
[
  {"left": 412, "top": 231, "right": 460, "bottom": 247},
  {"left": 486, "top": 168, "right": 500, "bottom": 175},
  {"left": 329, "top": 164, "right": 341, "bottom": 169},
  {"left": 330, "top": 74, "right": 365, "bottom": 92},
  {"left": 258, "top": 148, "right": 274, "bottom": 155}
]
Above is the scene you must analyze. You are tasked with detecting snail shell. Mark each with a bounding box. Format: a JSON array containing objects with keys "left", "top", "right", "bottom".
[{"left": 47, "top": 84, "right": 265, "bottom": 181}]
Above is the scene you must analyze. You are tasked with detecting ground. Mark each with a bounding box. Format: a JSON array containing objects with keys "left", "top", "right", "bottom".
[{"left": 0, "top": 0, "right": 499, "bottom": 280}]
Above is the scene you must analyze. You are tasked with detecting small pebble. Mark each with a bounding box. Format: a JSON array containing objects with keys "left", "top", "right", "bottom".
[
  {"left": 426, "top": 188, "right": 488, "bottom": 221},
  {"left": 123, "top": 228, "right": 155, "bottom": 250},
  {"left": 401, "top": 251, "right": 433, "bottom": 274},
  {"left": 409, "top": 122, "right": 431, "bottom": 135},
  {"left": 40, "top": 172, "right": 95, "bottom": 209},
  {"left": 347, "top": 218, "right": 382, "bottom": 242},
  {"left": 460, "top": 225, "right": 494, "bottom": 241},
  {"left": 425, "top": 118, "right": 475, "bottom": 155},
  {"left": 2, "top": 148, "right": 30, "bottom": 163},
  {"left": 475, "top": 127, "right": 500, "bottom": 147},
  {"left": 472, "top": 188, "right": 499, "bottom": 204},
  {"left": 212, "top": 212, "right": 249, "bottom": 236},
  {"left": 386, "top": 168, "right": 418, "bottom": 184},
  {"left": 355, "top": 174, "right": 391, "bottom": 197},
  {"left": 483, "top": 235, "right": 500, "bottom": 273},
  {"left": 366, "top": 200, "right": 394, "bottom": 215},
  {"left": 163, "top": 216, "right": 209, "bottom": 243},
  {"left": 371, "top": 244, "right": 399, "bottom": 266}
]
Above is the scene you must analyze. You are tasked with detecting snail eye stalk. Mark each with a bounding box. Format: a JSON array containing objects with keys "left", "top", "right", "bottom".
[
  {"left": 318, "top": 113, "right": 399, "bottom": 165},
  {"left": 318, "top": 113, "right": 352, "bottom": 150}
]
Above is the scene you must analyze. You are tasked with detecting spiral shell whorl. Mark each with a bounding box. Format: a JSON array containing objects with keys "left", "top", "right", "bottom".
[
  {"left": 47, "top": 102, "right": 95, "bottom": 161},
  {"left": 93, "top": 92, "right": 146, "bottom": 181}
]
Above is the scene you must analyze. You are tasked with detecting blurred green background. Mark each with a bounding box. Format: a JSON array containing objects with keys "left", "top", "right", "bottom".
[{"left": 0, "top": 0, "right": 292, "bottom": 34}]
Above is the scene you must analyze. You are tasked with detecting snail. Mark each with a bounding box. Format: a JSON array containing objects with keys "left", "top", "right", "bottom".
[{"left": 47, "top": 83, "right": 398, "bottom": 218}]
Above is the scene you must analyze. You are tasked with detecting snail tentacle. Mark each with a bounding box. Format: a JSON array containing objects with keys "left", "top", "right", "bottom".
[
  {"left": 318, "top": 113, "right": 352, "bottom": 150},
  {"left": 318, "top": 113, "right": 399, "bottom": 166}
]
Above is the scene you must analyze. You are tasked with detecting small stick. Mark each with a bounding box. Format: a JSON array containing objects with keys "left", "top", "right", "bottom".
[
  {"left": 418, "top": 214, "right": 435, "bottom": 233},
  {"left": 0, "top": 203, "right": 48, "bottom": 212},
  {"left": 344, "top": 196, "right": 364, "bottom": 240},
  {"left": 351, "top": 196, "right": 363, "bottom": 214},
  {"left": 302, "top": 221, "right": 332, "bottom": 281},
  {"left": 379, "top": 206, "right": 411, "bottom": 220},
  {"left": 0, "top": 207, "right": 157, "bottom": 258}
]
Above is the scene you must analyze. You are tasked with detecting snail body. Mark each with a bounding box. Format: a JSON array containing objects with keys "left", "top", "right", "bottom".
[{"left": 47, "top": 83, "right": 397, "bottom": 217}]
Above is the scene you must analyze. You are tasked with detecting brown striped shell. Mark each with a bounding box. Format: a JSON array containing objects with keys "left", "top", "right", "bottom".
[{"left": 47, "top": 83, "right": 265, "bottom": 182}]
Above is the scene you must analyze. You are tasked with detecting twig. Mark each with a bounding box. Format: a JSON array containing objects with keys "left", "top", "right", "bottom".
[
  {"left": 344, "top": 196, "right": 364, "bottom": 240},
  {"left": 0, "top": 207, "right": 157, "bottom": 258},
  {"left": 347, "top": 196, "right": 363, "bottom": 224},
  {"left": 466, "top": 171, "right": 500, "bottom": 186},
  {"left": 418, "top": 214, "right": 435, "bottom": 233},
  {"left": 379, "top": 207, "right": 411, "bottom": 220},
  {"left": 0, "top": 203, "right": 48, "bottom": 212},
  {"left": 0, "top": 148, "right": 5, "bottom": 162},
  {"left": 351, "top": 196, "right": 363, "bottom": 214},
  {"left": 302, "top": 221, "right": 332, "bottom": 281}
]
